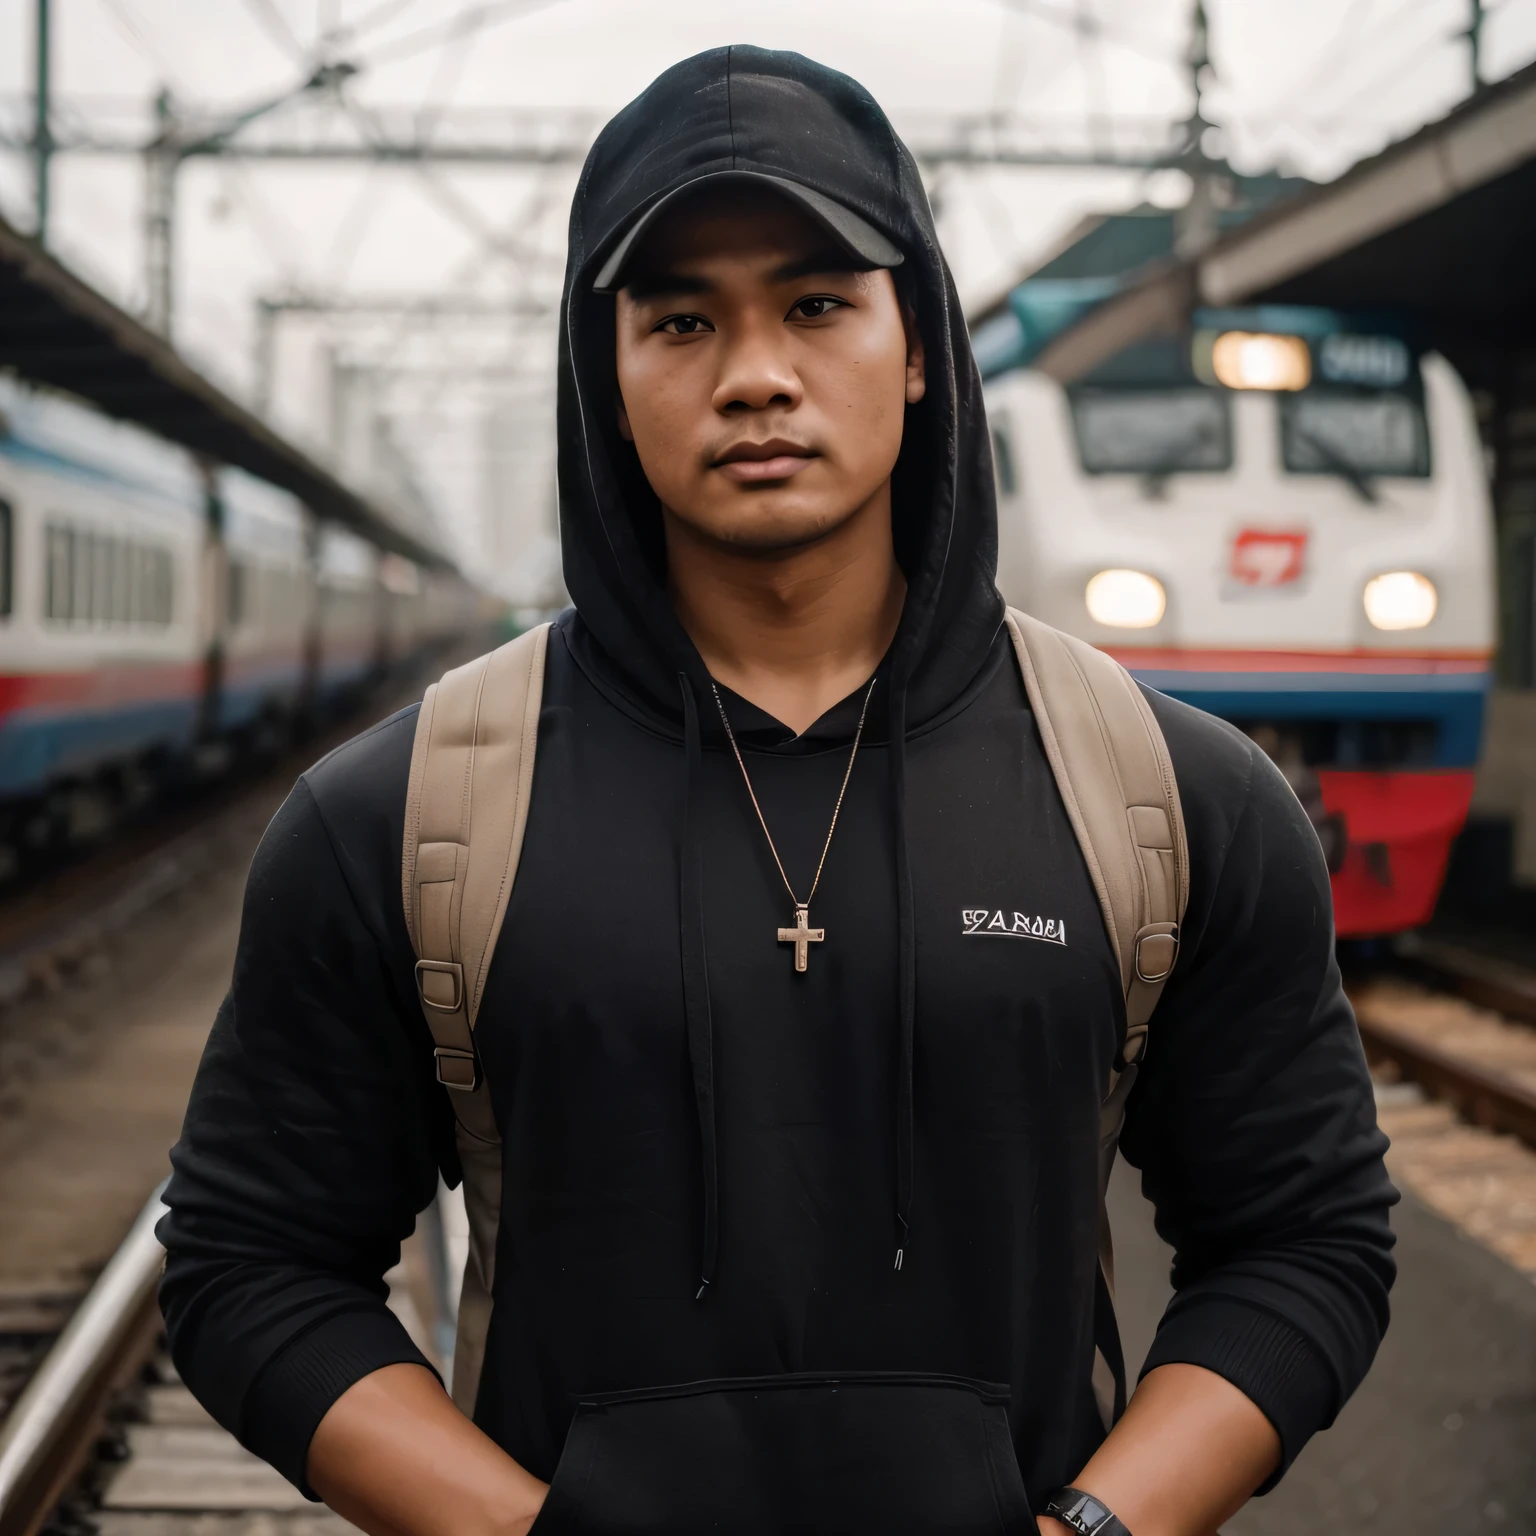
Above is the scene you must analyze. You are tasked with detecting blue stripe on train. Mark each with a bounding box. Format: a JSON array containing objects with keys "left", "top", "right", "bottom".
[
  {"left": 0, "top": 699, "right": 200, "bottom": 797},
  {"left": 217, "top": 667, "right": 305, "bottom": 732},
  {"left": 1127, "top": 669, "right": 1490, "bottom": 769}
]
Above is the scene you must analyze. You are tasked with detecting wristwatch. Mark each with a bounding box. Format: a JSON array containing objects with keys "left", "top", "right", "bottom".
[{"left": 1040, "top": 1486, "right": 1133, "bottom": 1536}]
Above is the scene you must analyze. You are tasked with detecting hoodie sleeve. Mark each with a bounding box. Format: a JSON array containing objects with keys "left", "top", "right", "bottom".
[
  {"left": 1117, "top": 692, "right": 1397, "bottom": 1487},
  {"left": 157, "top": 712, "right": 454, "bottom": 1495}
]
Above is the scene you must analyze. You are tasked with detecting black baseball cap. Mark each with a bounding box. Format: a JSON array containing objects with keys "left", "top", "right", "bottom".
[{"left": 592, "top": 168, "right": 905, "bottom": 293}]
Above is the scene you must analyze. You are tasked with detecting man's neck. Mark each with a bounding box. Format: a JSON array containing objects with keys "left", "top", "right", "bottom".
[{"left": 666, "top": 486, "right": 906, "bottom": 736}]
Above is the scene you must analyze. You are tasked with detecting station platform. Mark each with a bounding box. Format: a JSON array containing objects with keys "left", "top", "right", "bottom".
[{"left": 1110, "top": 1159, "right": 1536, "bottom": 1532}]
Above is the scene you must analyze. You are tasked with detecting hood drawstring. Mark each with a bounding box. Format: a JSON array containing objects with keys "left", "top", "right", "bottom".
[
  {"left": 678, "top": 675, "right": 720, "bottom": 1300},
  {"left": 890, "top": 679, "right": 916, "bottom": 1272},
  {"left": 678, "top": 670, "right": 917, "bottom": 1290}
]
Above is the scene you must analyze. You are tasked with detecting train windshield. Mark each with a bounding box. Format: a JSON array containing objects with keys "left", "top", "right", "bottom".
[
  {"left": 1069, "top": 388, "right": 1231, "bottom": 475},
  {"left": 1281, "top": 390, "right": 1430, "bottom": 479}
]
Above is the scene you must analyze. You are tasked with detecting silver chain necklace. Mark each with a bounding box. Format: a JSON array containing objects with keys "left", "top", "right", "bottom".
[{"left": 709, "top": 675, "right": 878, "bottom": 973}]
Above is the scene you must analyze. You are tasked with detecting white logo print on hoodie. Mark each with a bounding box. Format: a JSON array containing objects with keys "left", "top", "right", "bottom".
[{"left": 960, "top": 909, "right": 1066, "bottom": 945}]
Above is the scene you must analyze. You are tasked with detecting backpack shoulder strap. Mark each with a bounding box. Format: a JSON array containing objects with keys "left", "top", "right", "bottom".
[
  {"left": 402, "top": 623, "right": 550, "bottom": 1145},
  {"left": 1005, "top": 606, "right": 1189, "bottom": 1430},
  {"left": 402, "top": 624, "right": 549, "bottom": 1414},
  {"left": 1004, "top": 607, "right": 1188, "bottom": 1055}
]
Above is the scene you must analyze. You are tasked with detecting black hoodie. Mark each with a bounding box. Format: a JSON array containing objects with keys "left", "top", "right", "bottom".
[{"left": 159, "top": 46, "right": 1395, "bottom": 1532}]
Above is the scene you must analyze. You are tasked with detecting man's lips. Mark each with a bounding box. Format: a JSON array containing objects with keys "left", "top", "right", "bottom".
[{"left": 711, "top": 439, "right": 818, "bottom": 483}]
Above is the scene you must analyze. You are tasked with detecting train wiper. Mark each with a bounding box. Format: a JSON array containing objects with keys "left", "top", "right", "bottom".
[
  {"left": 1293, "top": 427, "right": 1379, "bottom": 504},
  {"left": 1138, "top": 424, "right": 1219, "bottom": 500}
]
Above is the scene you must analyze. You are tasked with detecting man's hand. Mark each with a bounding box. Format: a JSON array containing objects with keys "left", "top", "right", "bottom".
[
  {"left": 308, "top": 1363, "right": 549, "bottom": 1536},
  {"left": 1033, "top": 1363, "right": 1280, "bottom": 1536}
]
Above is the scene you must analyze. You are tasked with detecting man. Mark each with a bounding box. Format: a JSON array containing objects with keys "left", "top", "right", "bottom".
[{"left": 160, "top": 46, "right": 1395, "bottom": 1536}]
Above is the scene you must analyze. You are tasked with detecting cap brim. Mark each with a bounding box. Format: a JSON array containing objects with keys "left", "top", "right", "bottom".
[{"left": 591, "top": 170, "right": 904, "bottom": 293}]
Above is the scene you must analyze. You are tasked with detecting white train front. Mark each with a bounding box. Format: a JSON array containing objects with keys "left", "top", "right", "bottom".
[{"left": 983, "top": 309, "right": 1495, "bottom": 936}]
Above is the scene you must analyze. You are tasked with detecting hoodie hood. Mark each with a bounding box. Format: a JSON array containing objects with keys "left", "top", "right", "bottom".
[
  {"left": 556, "top": 45, "right": 1007, "bottom": 1295},
  {"left": 557, "top": 44, "right": 1003, "bottom": 731}
]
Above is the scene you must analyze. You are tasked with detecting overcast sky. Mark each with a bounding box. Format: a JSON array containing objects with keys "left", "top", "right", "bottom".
[{"left": 1, "top": 0, "right": 1533, "bottom": 580}]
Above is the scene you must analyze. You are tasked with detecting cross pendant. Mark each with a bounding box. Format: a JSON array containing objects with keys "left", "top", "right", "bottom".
[{"left": 776, "top": 903, "right": 825, "bottom": 973}]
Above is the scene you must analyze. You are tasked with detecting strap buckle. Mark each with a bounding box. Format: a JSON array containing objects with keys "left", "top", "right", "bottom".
[
  {"left": 1133, "top": 923, "right": 1179, "bottom": 984},
  {"left": 415, "top": 958, "right": 464, "bottom": 1013},
  {"left": 434, "top": 1045, "right": 481, "bottom": 1092}
]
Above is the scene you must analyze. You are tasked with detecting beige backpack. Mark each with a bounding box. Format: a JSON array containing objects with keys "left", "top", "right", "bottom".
[{"left": 402, "top": 609, "right": 1188, "bottom": 1421}]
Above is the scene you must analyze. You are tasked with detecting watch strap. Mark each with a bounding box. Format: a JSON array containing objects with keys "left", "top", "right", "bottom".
[{"left": 1041, "top": 1486, "right": 1133, "bottom": 1536}]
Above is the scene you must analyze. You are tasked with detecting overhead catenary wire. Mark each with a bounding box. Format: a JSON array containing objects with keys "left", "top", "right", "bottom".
[
  {"left": 314, "top": 0, "right": 544, "bottom": 347},
  {"left": 1242, "top": 0, "right": 1532, "bottom": 147},
  {"left": 355, "top": 0, "right": 571, "bottom": 69},
  {"left": 241, "top": 0, "right": 309, "bottom": 64},
  {"left": 95, "top": 0, "right": 193, "bottom": 96},
  {"left": 1075, "top": 0, "right": 1114, "bottom": 157},
  {"left": 1311, "top": 8, "right": 1472, "bottom": 119},
  {"left": 991, "top": 0, "right": 1180, "bottom": 68},
  {"left": 321, "top": 161, "right": 389, "bottom": 284},
  {"left": 331, "top": 0, "right": 428, "bottom": 47},
  {"left": 336, "top": 93, "right": 554, "bottom": 273},
  {"left": 1247, "top": 0, "right": 1392, "bottom": 115},
  {"left": 291, "top": 193, "right": 562, "bottom": 391},
  {"left": 411, "top": 0, "right": 493, "bottom": 139},
  {"left": 216, "top": 158, "right": 310, "bottom": 288},
  {"left": 326, "top": 0, "right": 495, "bottom": 273}
]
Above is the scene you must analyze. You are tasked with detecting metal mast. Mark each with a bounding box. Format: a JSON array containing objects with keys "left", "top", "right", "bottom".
[
  {"left": 32, "top": 0, "right": 52, "bottom": 244},
  {"left": 1173, "top": 0, "right": 1225, "bottom": 258},
  {"left": 1463, "top": 0, "right": 1487, "bottom": 94}
]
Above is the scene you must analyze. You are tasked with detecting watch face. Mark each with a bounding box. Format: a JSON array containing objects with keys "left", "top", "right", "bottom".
[
  {"left": 1077, "top": 1495, "right": 1111, "bottom": 1531},
  {"left": 1049, "top": 1490, "right": 1112, "bottom": 1535}
]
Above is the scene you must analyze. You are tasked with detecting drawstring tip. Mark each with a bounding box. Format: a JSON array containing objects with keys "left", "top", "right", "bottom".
[
  {"left": 893, "top": 1248, "right": 904, "bottom": 1271},
  {"left": 695, "top": 1279, "right": 711, "bottom": 1301}
]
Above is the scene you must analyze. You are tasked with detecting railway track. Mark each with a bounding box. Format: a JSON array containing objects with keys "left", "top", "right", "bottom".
[
  {"left": 1350, "top": 965, "right": 1536, "bottom": 1285},
  {"left": 0, "top": 1186, "right": 459, "bottom": 1536},
  {"left": 1352, "top": 974, "right": 1536, "bottom": 1153},
  {"left": 1394, "top": 930, "right": 1536, "bottom": 1029},
  {"left": 0, "top": 1191, "right": 166, "bottom": 1536}
]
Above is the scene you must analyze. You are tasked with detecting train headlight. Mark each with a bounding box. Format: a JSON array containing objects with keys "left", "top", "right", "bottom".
[
  {"left": 1085, "top": 569, "right": 1166, "bottom": 628},
  {"left": 1363, "top": 571, "right": 1437, "bottom": 630},
  {"left": 1210, "top": 331, "right": 1311, "bottom": 391}
]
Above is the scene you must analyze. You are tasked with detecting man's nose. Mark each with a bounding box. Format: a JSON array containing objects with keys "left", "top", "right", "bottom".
[{"left": 711, "top": 318, "right": 803, "bottom": 414}]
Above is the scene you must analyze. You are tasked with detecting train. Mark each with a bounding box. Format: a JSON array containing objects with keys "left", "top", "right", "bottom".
[
  {"left": 0, "top": 373, "right": 490, "bottom": 865},
  {"left": 983, "top": 305, "right": 1496, "bottom": 937}
]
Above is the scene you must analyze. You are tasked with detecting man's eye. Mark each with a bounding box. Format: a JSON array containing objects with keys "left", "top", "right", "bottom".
[
  {"left": 789, "top": 296, "right": 847, "bottom": 320},
  {"left": 656, "top": 314, "right": 713, "bottom": 335}
]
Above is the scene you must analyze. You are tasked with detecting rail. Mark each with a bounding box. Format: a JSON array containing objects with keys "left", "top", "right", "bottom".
[
  {"left": 1352, "top": 961, "right": 1536, "bottom": 1154},
  {"left": 1395, "top": 932, "right": 1536, "bottom": 1028},
  {"left": 0, "top": 1187, "right": 166, "bottom": 1536},
  {"left": 1357, "top": 1012, "right": 1536, "bottom": 1150}
]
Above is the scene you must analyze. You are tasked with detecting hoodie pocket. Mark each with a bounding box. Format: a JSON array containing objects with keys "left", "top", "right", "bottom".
[{"left": 530, "top": 1370, "right": 1033, "bottom": 1535}]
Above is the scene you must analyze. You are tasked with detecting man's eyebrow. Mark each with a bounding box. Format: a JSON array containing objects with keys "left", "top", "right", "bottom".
[
  {"left": 622, "top": 270, "right": 714, "bottom": 302},
  {"left": 771, "top": 252, "right": 868, "bottom": 282},
  {"left": 621, "top": 252, "right": 868, "bottom": 301}
]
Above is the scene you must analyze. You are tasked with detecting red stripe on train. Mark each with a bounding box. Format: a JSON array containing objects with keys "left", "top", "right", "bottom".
[{"left": 0, "top": 664, "right": 204, "bottom": 717}]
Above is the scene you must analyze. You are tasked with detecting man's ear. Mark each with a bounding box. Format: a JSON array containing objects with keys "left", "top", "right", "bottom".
[
  {"left": 903, "top": 308, "right": 926, "bottom": 405},
  {"left": 616, "top": 389, "right": 634, "bottom": 442}
]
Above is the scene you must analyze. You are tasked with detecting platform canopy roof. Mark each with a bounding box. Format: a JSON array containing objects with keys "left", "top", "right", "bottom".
[
  {"left": 1033, "top": 59, "right": 1536, "bottom": 384},
  {"left": 0, "top": 208, "right": 447, "bottom": 567}
]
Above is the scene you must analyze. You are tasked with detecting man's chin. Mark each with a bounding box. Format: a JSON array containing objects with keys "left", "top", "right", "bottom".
[{"left": 668, "top": 500, "right": 863, "bottom": 557}]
